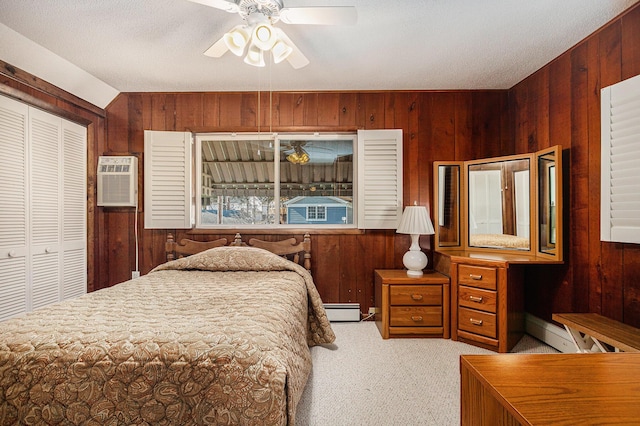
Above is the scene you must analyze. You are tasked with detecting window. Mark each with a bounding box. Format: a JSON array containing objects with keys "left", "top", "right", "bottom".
[
  {"left": 144, "top": 129, "right": 403, "bottom": 230},
  {"left": 196, "top": 133, "right": 355, "bottom": 228},
  {"left": 307, "top": 206, "right": 326, "bottom": 221}
]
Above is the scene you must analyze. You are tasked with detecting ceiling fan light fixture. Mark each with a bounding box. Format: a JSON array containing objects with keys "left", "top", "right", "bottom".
[
  {"left": 244, "top": 43, "right": 265, "bottom": 67},
  {"left": 252, "top": 23, "right": 277, "bottom": 50},
  {"left": 287, "top": 151, "right": 310, "bottom": 165},
  {"left": 223, "top": 25, "right": 251, "bottom": 56},
  {"left": 271, "top": 30, "right": 293, "bottom": 63}
]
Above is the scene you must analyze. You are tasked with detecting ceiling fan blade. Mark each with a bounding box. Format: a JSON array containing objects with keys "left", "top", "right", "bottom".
[
  {"left": 186, "top": 0, "right": 239, "bottom": 13},
  {"left": 279, "top": 7, "right": 357, "bottom": 25},
  {"left": 203, "top": 36, "right": 229, "bottom": 58},
  {"left": 277, "top": 31, "right": 309, "bottom": 69}
]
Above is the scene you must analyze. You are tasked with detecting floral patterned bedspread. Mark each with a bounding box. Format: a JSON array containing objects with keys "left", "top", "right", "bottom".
[{"left": 0, "top": 246, "right": 335, "bottom": 425}]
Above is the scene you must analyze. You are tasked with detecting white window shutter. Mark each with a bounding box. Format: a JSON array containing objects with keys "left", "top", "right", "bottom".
[
  {"left": 601, "top": 74, "right": 640, "bottom": 244},
  {"left": 144, "top": 130, "right": 192, "bottom": 229},
  {"left": 357, "top": 129, "right": 403, "bottom": 229}
]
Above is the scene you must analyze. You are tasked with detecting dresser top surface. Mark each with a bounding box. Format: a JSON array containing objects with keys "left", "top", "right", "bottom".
[
  {"left": 375, "top": 269, "right": 449, "bottom": 283},
  {"left": 461, "top": 353, "right": 640, "bottom": 424}
]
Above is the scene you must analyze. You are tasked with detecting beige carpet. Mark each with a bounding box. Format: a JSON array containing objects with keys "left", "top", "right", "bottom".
[{"left": 296, "top": 321, "right": 557, "bottom": 425}]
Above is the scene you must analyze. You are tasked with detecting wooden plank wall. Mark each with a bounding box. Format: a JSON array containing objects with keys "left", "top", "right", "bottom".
[
  {"left": 510, "top": 4, "right": 640, "bottom": 327},
  {"left": 101, "top": 91, "right": 510, "bottom": 313}
]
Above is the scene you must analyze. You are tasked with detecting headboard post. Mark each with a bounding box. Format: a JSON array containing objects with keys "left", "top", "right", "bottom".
[
  {"left": 166, "top": 233, "right": 176, "bottom": 261},
  {"left": 303, "top": 233, "right": 311, "bottom": 270},
  {"left": 232, "top": 233, "right": 244, "bottom": 246}
]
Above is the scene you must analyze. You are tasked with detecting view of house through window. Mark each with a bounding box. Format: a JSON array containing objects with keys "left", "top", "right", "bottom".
[{"left": 197, "top": 133, "right": 355, "bottom": 227}]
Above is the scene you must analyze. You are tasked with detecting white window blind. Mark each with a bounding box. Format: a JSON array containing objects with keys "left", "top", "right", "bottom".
[
  {"left": 601, "top": 74, "right": 640, "bottom": 244},
  {"left": 144, "top": 130, "right": 193, "bottom": 229},
  {"left": 357, "top": 129, "right": 403, "bottom": 229}
]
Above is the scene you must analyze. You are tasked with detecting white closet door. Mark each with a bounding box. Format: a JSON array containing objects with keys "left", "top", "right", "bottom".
[
  {"left": 29, "top": 107, "right": 61, "bottom": 311},
  {"left": 62, "top": 119, "right": 87, "bottom": 300},
  {"left": 0, "top": 96, "right": 29, "bottom": 321},
  {"left": 356, "top": 129, "right": 403, "bottom": 229}
]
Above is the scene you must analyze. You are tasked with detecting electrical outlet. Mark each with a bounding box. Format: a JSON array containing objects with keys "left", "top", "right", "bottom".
[
  {"left": 368, "top": 307, "right": 378, "bottom": 315},
  {"left": 132, "top": 271, "right": 140, "bottom": 279}
]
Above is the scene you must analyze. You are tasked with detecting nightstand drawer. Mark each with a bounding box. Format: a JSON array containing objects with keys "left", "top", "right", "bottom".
[
  {"left": 458, "top": 265, "right": 497, "bottom": 290},
  {"left": 458, "top": 285, "right": 496, "bottom": 313},
  {"left": 458, "top": 307, "right": 497, "bottom": 339},
  {"left": 390, "top": 285, "right": 442, "bottom": 306},
  {"left": 390, "top": 306, "right": 442, "bottom": 327}
]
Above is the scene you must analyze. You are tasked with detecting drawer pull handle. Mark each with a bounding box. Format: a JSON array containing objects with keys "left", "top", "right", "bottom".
[
  {"left": 469, "top": 318, "right": 483, "bottom": 326},
  {"left": 411, "top": 294, "right": 423, "bottom": 301},
  {"left": 469, "top": 274, "right": 483, "bottom": 280},
  {"left": 469, "top": 295, "right": 483, "bottom": 303},
  {"left": 411, "top": 316, "right": 423, "bottom": 322}
]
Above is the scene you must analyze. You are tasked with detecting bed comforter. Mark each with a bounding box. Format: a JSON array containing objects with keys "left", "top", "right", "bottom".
[{"left": 0, "top": 246, "right": 335, "bottom": 425}]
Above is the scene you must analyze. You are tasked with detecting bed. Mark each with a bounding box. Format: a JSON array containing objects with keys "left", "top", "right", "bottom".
[{"left": 0, "top": 233, "right": 334, "bottom": 425}]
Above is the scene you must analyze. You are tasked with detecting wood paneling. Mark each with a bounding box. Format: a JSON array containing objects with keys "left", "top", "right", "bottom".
[
  {"left": 511, "top": 3, "right": 640, "bottom": 327},
  {"left": 102, "top": 90, "right": 508, "bottom": 312}
]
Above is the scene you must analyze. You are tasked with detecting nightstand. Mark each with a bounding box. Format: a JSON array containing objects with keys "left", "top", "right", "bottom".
[{"left": 374, "top": 269, "right": 450, "bottom": 339}]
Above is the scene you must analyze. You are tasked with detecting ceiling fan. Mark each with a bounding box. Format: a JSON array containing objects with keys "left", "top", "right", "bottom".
[
  {"left": 187, "top": 0, "right": 357, "bottom": 69},
  {"left": 282, "top": 141, "right": 311, "bottom": 164}
]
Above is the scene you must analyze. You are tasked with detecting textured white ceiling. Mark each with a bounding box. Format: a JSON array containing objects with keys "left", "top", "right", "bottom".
[{"left": 0, "top": 0, "right": 638, "bottom": 106}]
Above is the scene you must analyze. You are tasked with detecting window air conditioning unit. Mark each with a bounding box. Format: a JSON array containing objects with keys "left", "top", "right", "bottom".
[{"left": 97, "top": 156, "right": 138, "bottom": 207}]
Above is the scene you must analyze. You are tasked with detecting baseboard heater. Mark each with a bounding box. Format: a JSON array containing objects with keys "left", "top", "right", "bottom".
[{"left": 323, "top": 303, "right": 361, "bottom": 322}]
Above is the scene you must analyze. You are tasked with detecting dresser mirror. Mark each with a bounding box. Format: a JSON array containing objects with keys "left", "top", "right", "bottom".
[
  {"left": 466, "top": 155, "right": 532, "bottom": 251},
  {"left": 537, "top": 145, "right": 563, "bottom": 258},
  {"left": 436, "top": 163, "right": 461, "bottom": 247},
  {"left": 433, "top": 145, "right": 563, "bottom": 261}
]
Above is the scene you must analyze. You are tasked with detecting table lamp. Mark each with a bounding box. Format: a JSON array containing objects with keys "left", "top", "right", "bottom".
[{"left": 396, "top": 203, "right": 435, "bottom": 277}]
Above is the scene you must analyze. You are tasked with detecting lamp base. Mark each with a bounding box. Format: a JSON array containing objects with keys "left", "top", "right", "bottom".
[{"left": 402, "top": 247, "right": 428, "bottom": 277}]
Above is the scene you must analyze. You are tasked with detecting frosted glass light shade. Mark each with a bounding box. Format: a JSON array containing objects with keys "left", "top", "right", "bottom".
[{"left": 223, "top": 25, "right": 251, "bottom": 56}]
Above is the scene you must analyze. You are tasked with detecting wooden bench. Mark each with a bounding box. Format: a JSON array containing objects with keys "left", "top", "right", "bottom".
[{"left": 553, "top": 313, "right": 640, "bottom": 353}]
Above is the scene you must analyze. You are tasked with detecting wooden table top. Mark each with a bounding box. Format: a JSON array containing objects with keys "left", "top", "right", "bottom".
[{"left": 461, "top": 353, "right": 640, "bottom": 425}]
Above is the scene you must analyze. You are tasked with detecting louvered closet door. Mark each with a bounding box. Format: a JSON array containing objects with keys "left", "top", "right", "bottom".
[
  {"left": 29, "top": 107, "right": 61, "bottom": 311},
  {"left": 0, "top": 96, "right": 29, "bottom": 321},
  {"left": 62, "top": 119, "right": 87, "bottom": 300}
]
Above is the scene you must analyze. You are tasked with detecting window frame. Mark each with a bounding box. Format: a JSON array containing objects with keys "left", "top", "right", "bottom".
[{"left": 194, "top": 132, "right": 358, "bottom": 230}]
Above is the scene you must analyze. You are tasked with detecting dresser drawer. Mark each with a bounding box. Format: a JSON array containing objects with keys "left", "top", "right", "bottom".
[
  {"left": 458, "top": 265, "right": 497, "bottom": 290},
  {"left": 458, "top": 307, "right": 497, "bottom": 339},
  {"left": 458, "top": 285, "right": 497, "bottom": 313},
  {"left": 390, "top": 285, "right": 442, "bottom": 306},
  {"left": 390, "top": 306, "right": 442, "bottom": 327}
]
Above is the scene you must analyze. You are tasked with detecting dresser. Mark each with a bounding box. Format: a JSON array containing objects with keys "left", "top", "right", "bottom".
[
  {"left": 461, "top": 353, "right": 640, "bottom": 425},
  {"left": 448, "top": 255, "right": 525, "bottom": 353},
  {"left": 374, "top": 269, "right": 450, "bottom": 339}
]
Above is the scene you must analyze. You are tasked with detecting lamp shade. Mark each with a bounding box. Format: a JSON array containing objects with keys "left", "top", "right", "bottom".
[{"left": 396, "top": 205, "right": 435, "bottom": 236}]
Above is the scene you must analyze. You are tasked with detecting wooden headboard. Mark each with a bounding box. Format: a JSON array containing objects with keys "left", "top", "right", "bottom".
[
  {"left": 165, "top": 234, "right": 228, "bottom": 261},
  {"left": 165, "top": 233, "right": 312, "bottom": 270}
]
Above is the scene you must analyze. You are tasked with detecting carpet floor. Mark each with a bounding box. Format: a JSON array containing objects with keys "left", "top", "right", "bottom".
[{"left": 296, "top": 321, "right": 558, "bottom": 425}]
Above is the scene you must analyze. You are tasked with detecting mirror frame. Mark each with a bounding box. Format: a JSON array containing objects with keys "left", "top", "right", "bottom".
[
  {"left": 433, "top": 162, "right": 462, "bottom": 249},
  {"left": 535, "top": 145, "right": 563, "bottom": 260},
  {"left": 433, "top": 145, "right": 563, "bottom": 262}
]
